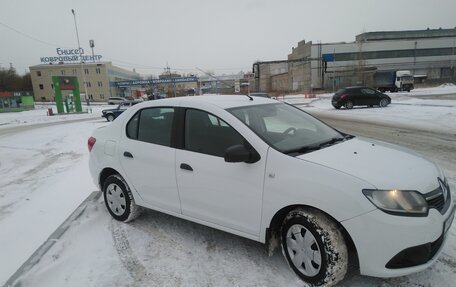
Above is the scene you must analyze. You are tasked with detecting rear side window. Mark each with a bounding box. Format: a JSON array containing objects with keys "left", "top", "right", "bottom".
[
  {"left": 126, "top": 107, "right": 175, "bottom": 147},
  {"left": 126, "top": 113, "right": 139, "bottom": 139},
  {"left": 335, "top": 89, "right": 346, "bottom": 95}
]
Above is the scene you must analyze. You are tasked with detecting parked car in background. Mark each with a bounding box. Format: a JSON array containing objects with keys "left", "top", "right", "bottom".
[
  {"left": 249, "top": 92, "right": 270, "bottom": 98},
  {"left": 101, "top": 100, "right": 141, "bottom": 121},
  {"left": 107, "top": 97, "right": 127, "bottom": 105},
  {"left": 89, "top": 95, "right": 454, "bottom": 286},
  {"left": 332, "top": 86, "right": 391, "bottom": 109}
]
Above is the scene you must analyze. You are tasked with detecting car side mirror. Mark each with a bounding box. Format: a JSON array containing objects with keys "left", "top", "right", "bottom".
[{"left": 224, "top": 144, "right": 260, "bottom": 164}]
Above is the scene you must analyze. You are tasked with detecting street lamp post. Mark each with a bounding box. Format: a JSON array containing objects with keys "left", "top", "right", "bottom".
[{"left": 71, "top": 9, "right": 90, "bottom": 108}]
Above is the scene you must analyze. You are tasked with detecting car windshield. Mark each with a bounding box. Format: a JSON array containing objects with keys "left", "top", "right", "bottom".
[{"left": 228, "top": 103, "right": 349, "bottom": 155}]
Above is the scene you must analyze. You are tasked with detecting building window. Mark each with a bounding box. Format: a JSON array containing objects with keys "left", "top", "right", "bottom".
[
  {"left": 96, "top": 68, "right": 101, "bottom": 74},
  {"left": 89, "top": 94, "right": 93, "bottom": 100},
  {"left": 98, "top": 81, "right": 103, "bottom": 87},
  {"left": 36, "top": 71, "right": 42, "bottom": 76},
  {"left": 100, "top": 94, "right": 105, "bottom": 99},
  {"left": 84, "top": 68, "right": 89, "bottom": 74},
  {"left": 85, "top": 82, "right": 91, "bottom": 88},
  {"left": 61, "top": 70, "right": 65, "bottom": 75},
  {"left": 41, "top": 97, "right": 46, "bottom": 101},
  {"left": 51, "top": 84, "right": 54, "bottom": 89},
  {"left": 39, "top": 84, "right": 44, "bottom": 90},
  {"left": 72, "top": 69, "right": 77, "bottom": 75}
]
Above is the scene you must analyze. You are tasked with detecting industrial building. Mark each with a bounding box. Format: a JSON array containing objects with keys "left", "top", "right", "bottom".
[
  {"left": 29, "top": 62, "right": 140, "bottom": 102},
  {"left": 254, "top": 28, "right": 456, "bottom": 94}
]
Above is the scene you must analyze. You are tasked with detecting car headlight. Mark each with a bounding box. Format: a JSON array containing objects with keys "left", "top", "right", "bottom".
[{"left": 362, "top": 189, "right": 428, "bottom": 217}]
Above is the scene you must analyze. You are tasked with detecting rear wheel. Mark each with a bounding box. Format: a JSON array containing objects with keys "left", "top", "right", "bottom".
[
  {"left": 333, "top": 105, "right": 341, "bottom": 110},
  {"left": 344, "top": 101, "right": 353, "bottom": 109},
  {"left": 281, "top": 208, "right": 348, "bottom": 286},
  {"left": 103, "top": 174, "right": 141, "bottom": 222}
]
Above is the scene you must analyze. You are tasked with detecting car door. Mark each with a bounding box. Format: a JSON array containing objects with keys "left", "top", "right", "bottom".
[
  {"left": 118, "top": 107, "right": 182, "bottom": 213},
  {"left": 361, "top": 88, "right": 378, "bottom": 105},
  {"left": 175, "top": 108, "right": 266, "bottom": 236},
  {"left": 348, "top": 88, "right": 361, "bottom": 105}
]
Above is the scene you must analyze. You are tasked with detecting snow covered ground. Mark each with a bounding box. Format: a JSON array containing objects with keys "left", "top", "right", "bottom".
[
  {"left": 278, "top": 84, "right": 456, "bottom": 135},
  {"left": 0, "top": 104, "right": 110, "bottom": 129},
  {"left": 1, "top": 87, "right": 455, "bottom": 286}
]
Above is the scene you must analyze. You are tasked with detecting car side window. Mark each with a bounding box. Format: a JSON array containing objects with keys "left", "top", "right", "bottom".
[
  {"left": 127, "top": 107, "right": 175, "bottom": 146},
  {"left": 184, "top": 109, "right": 245, "bottom": 157},
  {"left": 361, "top": 88, "right": 376, "bottom": 95},
  {"left": 126, "top": 112, "right": 139, "bottom": 139}
]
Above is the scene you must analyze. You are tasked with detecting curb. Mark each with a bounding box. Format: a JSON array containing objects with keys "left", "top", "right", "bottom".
[{"left": 3, "top": 191, "right": 101, "bottom": 287}]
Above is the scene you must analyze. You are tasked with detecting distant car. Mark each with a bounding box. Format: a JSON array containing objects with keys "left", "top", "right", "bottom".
[
  {"left": 250, "top": 92, "right": 270, "bottom": 98},
  {"left": 89, "top": 95, "right": 454, "bottom": 286},
  {"left": 332, "top": 87, "right": 391, "bottom": 109},
  {"left": 102, "top": 101, "right": 141, "bottom": 122},
  {"left": 107, "top": 97, "right": 127, "bottom": 105},
  {"left": 147, "top": 94, "right": 166, "bottom": 100}
]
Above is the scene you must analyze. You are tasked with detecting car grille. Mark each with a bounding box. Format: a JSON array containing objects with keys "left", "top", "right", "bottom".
[{"left": 425, "top": 179, "right": 451, "bottom": 214}]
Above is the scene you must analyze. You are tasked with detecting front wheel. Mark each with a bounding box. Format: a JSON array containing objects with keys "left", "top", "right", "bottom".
[
  {"left": 106, "top": 114, "right": 115, "bottom": 122},
  {"left": 379, "top": 98, "right": 389, "bottom": 107},
  {"left": 281, "top": 208, "right": 348, "bottom": 287}
]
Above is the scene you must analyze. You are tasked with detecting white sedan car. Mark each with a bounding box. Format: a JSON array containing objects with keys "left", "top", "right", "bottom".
[{"left": 88, "top": 95, "right": 454, "bottom": 286}]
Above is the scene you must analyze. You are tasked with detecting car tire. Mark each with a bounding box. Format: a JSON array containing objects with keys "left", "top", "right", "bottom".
[
  {"left": 281, "top": 208, "right": 348, "bottom": 287},
  {"left": 344, "top": 101, "right": 353, "bottom": 109},
  {"left": 103, "top": 174, "right": 142, "bottom": 222},
  {"left": 106, "top": 114, "right": 115, "bottom": 122},
  {"left": 333, "top": 105, "right": 341, "bottom": 110},
  {"left": 379, "top": 98, "right": 389, "bottom": 107}
]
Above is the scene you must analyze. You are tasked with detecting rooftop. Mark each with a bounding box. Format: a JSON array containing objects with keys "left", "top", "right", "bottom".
[{"left": 356, "top": 27, "right": 456, "bottom": 42}]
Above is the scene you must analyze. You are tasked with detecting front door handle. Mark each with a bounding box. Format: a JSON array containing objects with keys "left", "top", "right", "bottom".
[
  {"left": 180, "top": 163, "right": 193, "bottom": 171},
  {"left": 123, "top": 151, "right": 133, "bottom": 158}
]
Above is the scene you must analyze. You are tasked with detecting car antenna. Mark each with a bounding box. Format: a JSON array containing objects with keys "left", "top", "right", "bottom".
[{"left": 246, "top": 95, "right": 253, "bottom": 101}]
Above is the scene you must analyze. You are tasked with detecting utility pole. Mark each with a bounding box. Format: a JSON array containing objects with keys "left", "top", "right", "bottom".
[
  {"left": 89, "top": 40, "right": 95, "bottom": 62},
  {"left": 71, "top": 9, "right": 90, "bottom": 107}
]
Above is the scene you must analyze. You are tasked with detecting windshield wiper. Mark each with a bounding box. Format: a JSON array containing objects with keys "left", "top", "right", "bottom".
[
  {"left": 318, "top": 137, "right": 345, "bottom": 148},
  {"left": 284, "top": 136, "right": 347, "bottom": 155},
  {"left": 284, "top": 144, "right": 321, "bottom": 155}
]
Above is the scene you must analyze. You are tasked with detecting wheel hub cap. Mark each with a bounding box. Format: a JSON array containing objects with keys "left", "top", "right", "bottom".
[
  {"left": 106, "top": 183, "right": 126, "bottom": 216},
  {"left": 286, "top": 224, "right": 322, "bottom": 277}
]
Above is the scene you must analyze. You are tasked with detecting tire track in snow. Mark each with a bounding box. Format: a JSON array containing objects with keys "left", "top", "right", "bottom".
[{"left": 110, "top": 220, "right": 156, "bottom": 287}]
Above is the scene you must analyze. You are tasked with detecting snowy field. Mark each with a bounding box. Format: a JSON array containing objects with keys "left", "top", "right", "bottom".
[
  {"left": 279, "top": 84, "right": 456, "bottom": 135},
  {"left": 1, "top": 86, "right": 455, "bottom": 286}
]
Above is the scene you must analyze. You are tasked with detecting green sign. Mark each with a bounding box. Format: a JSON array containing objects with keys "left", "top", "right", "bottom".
[{"left": 52, "top": 76, "right": 82, "bottom": 114}]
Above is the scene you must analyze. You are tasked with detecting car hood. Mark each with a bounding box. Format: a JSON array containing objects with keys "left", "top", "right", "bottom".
[{"left": 297, "top": 137, "right": 440, "bottom": 193}]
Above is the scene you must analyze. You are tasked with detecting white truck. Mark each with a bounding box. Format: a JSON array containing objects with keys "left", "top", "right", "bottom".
[{"left": 374, "top": 70, "right": 414, "bottom": 92}]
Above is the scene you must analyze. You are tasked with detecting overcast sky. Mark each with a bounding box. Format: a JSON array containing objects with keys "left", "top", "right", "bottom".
[{"left": 1, "top": 0, "right": 455, "bottom": 76}]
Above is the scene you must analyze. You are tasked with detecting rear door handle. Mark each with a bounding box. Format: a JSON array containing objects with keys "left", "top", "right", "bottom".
[
  {"left": 180, "top": 163, "right": 193, "bottom": 171},
  {"left": 123, "top": 151, "right": 133, "bottom": 158}
]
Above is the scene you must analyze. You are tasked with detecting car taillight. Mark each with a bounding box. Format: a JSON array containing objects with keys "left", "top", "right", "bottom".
[
  {"left": 88, "top": 137, "right": 96, "bottom": 152},
  {"left": 340, "top": 94, "right": 348, "bottom": 100}
]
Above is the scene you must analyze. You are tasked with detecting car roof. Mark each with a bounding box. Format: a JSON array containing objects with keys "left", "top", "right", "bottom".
[
  {"left": 345, "top": 86, "right": 372, "bottom": 89},
  {"left": 139, "top": 95, "right": 276, "bottom": 109}
]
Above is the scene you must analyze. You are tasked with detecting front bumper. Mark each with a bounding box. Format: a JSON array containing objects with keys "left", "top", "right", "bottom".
[{"left": 341, "top": 202, "right": 455, "bottom": 278}]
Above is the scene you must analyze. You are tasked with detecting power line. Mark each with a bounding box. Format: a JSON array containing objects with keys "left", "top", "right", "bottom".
[
  {"left": 0, "top": 20, "right": 251, "bottom": 74},
  {"left": 0, "top": 20, "right": 72, "bottom": 49}
]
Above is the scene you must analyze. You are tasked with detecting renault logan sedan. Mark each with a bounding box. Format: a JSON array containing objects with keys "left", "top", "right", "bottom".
[{"left": 88, "top": 95, "right": 454, "bottom": 286}]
